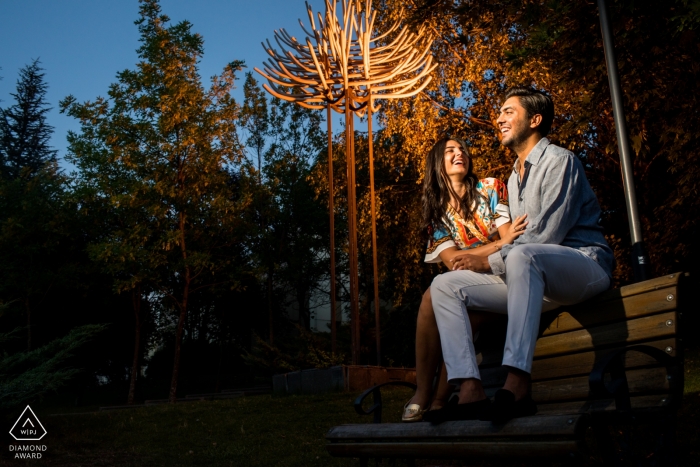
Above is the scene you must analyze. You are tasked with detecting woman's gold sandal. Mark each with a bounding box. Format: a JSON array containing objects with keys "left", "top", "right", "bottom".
[{"left": 402, "top": 401, "right": 428, "bottom": 422}]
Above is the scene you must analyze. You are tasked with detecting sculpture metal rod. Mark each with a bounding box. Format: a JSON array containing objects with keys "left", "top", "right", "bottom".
[
  {"left": 328, "top": 103, "right": 337, "bottom": 354},
  {"left": 368, "top": 106, "right": 381, "bottom": 365},
  {"left": 346, "top": 91, "right": 361, "bottom": 365},
  {"left": 597, "top": 0, "right": 650, "bottom": 281}
]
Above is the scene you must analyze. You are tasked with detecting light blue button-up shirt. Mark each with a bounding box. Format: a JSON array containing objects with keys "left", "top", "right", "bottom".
[{"left": 487, "top": 137, "right": 614, "bottom": 277}]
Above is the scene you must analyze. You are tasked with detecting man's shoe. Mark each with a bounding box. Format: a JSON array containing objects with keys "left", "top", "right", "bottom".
[
  {"left": 423, "top": 398, "right": 491, "bottom": 424},
  {"left": 490, "top": 389, "right": 537, "bottom": 425}
]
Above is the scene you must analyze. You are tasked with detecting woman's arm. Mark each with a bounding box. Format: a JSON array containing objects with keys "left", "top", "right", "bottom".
[{"left": 437, "top": 215, "right": 528, "bottom": 265}]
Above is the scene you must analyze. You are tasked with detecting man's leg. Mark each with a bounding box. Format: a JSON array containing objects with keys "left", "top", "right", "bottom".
[
  {"left": 427, "top": 271, "right": 508, "bottom": 422},
  {"left": 430, "top": 271, "right": 508, "bottom": 387},
  {"left": 502, "top": 244, "right": 610, "bottom": 398}
]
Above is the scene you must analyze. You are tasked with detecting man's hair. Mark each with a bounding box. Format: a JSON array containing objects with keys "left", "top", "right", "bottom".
[{"left": 504, "top": 86, "right": 554, "bottom": 137}]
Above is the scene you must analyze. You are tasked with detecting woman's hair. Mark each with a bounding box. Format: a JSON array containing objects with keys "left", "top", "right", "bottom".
[{"left": 422, "top": 137, "right": 483, "bottom": 232}]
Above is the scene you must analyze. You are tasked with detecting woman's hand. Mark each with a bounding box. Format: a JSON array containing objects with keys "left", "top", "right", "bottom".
[
  {"left": 499, "top": 214, "right": 528, "bottom": 245},
  {"left": 450, "top": 254, "right": 491, "bottom": 272}
]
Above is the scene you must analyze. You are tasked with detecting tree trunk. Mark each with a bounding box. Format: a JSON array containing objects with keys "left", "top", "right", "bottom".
[
  {"left": 25, "top": 298, "right": 32, "bottom": 351},
  {"left": 127, "top": 285, "right": 142, "bottom": 405},
  {"left": 214, "top": 306, "right": 226, "bottom": 393},
  {"left": 267, "top": 268, "right": 274, "bottom": 344},
  {"left": 169, "top": 284, "right": 188, "bottom": 403},
  {"left": 298, "top": 289, "right": 310, "bottom": 331},
  {"left": 170, "top": 211, "right": 190, "bottom": 403}
]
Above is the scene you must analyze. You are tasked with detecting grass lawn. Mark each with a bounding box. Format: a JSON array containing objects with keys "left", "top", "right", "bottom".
[{"left": 1, "top": 348, "right": 699, "bottom": 467}]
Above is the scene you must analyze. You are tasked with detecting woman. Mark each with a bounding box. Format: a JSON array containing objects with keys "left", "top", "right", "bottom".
[{"left": 402, "top": 137, "right": 526, "bottom": 422}]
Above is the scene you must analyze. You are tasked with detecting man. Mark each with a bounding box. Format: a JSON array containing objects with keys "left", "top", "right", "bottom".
[{"left": 426, "top": 86, "right": 614, "bottom": 424}]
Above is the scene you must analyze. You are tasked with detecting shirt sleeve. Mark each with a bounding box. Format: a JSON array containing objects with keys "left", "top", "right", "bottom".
[
  {"left": 486, "top": 178, "right": 510, "bottom": 229},
  {"left": 487, "top": 155, "right": 583, "bottom": 275},
  {"left": 425, "top": 223, "right": 456, "bottom": 264}
]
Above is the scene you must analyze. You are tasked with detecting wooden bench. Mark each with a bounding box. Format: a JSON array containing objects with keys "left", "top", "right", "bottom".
[{"left": 326, "top": 273, "right": 688, "bottom": 466}]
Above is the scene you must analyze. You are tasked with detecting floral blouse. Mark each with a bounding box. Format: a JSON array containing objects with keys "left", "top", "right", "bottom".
[{"left": 425, "top": 178, "right": 510, "bottom": 264}]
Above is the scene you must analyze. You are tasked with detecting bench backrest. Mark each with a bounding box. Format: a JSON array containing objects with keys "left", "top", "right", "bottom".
[{"left": 476, "top": 273, "right": 687, "bottom": 415}]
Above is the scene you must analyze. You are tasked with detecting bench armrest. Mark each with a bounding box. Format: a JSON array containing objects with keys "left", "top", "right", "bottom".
[
  {"left": 589, "top": 345, "right": 682, "bottom": 412},
  {"left": 353, "top": 381, "right": 417, "bottom": 424}
]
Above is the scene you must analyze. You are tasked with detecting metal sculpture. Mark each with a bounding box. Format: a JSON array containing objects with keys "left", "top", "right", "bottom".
[{"left": 256, "top": 0, "right": 435, "bottom": 364}]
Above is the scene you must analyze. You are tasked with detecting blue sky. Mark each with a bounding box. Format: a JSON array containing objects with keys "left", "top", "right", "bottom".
[{"left": 0, "top": 0, "right": 341, "bottom": 166}]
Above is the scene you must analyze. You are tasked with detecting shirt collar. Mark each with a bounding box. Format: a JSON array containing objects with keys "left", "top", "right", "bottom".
[{"left": 512, "top": 137, "right": 551, "bottom": 172}]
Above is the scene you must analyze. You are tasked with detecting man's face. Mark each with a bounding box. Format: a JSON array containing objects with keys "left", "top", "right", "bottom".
[{"left": 497, "top": 96, "right": 533, "bottom": 149}]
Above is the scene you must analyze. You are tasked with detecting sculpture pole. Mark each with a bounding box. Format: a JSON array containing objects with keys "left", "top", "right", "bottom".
[
  {"left": 367, "top": 105, "right": 381, "bottom": 364},
  {"left": 327, "top": 102, "right": 337, "bottom": 353},
  {"left": 345, "top": 89, "right": 361, "bottom": 364}
]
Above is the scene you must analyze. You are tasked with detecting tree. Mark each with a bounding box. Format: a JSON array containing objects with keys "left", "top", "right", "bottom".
[
  {"left": 366, "top": 0, "right": 700, "bottom": 293},
  {"left": 0, "top": 311, "right": 106, "bottom": 412},
  {"left": 0, "top": 61, "right": 70, "bottom": 352},
  {"left": 245, "top": 86, "right": 328, "bottom": 333},
  {"left": 0, "top": 59, "right": 57, "bottom": 180},
  {"left": 241, "top": 72, "right": 269, "bottom": 181},
  {"left": 61, "top": 0, "right": 250, "bottom": 403},
  {"left": 490, "top": 0, "right": 700, "bottom": 282},
  {"left": 0, "top": 166, "right": 71, "bottom": 352}
]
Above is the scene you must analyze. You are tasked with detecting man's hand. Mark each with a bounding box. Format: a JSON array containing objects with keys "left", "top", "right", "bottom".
[{"left": 449, "top": 254, "right": 491, "bottom": 273}]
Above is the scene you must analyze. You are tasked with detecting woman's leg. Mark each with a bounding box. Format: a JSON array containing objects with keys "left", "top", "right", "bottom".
[
  {"left": 410, "top": 288, "right": 441, "bottom": 409},
  {"left": 429, "top": 362, "right": 452, "bottom": 410}
]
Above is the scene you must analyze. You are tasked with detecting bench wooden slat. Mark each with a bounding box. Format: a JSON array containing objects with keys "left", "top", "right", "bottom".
[
  {"left": 541, "top": 286, "right": 677, "bottom": 337},
  {"left": 536, "top": 394, "right": 673, "bottom": 415},
  {"left": 487, "top": 366, "right": 669, "bottom": 404},
  {"left": 326, "top": 414, "right": 585, "bottom": 440},
  {"left": 478, "top": 338, "right": 677, "bottom": 385},
  {"left": 327, "top": 440, "right": 583, "bottom": 459},
  {"left": 533, "top": 311, "right": 677, "bottom": 359},
  {"left": 480, "top": 311, "right": 677, "bottom": 366},
  {"left": 531, "top": 337, "right": 677, "bottom": 380},
  {"left": 580, "top": 273, "right": 681, "bottom": 304}
]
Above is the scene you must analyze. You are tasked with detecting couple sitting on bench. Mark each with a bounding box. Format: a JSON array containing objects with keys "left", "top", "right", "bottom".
[{"left": 403, "top": 85, "right": 614, "bottom": 425}]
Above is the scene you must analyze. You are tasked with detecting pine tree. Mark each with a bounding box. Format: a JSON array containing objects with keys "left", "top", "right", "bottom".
[
  {"left": 0, "top": 61, "right": 70, "bottom": 352},
  {"left": 0, "top": 59, "right": 57, "bottom": 180},
  {"left": 0, "top": 318, "right": 106, "bottom": 412}
]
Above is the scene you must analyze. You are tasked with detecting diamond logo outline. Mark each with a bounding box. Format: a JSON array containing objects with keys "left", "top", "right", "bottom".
[{"left": 9, "top": 405, "right": 47, "bottom": 441}]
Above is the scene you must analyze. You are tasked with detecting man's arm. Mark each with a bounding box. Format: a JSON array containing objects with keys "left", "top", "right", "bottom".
[{"left": 488, "top": 153, "right": 584, "bottom": 275}]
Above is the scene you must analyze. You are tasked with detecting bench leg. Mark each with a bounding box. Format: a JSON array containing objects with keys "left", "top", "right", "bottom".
[
  {"left": 652, "top": 413, "right": 677, "bottom": 467},
  {"left": 593, "top": 421, "right": 623, "bottom": 467},
  {"left": 593, "top": 414, "right": 678, "bottom": 467}
]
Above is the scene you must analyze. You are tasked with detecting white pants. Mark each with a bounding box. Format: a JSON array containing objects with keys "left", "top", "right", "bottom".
[{"left": 430, "top": 244, "right": 610, "bottom": 382}]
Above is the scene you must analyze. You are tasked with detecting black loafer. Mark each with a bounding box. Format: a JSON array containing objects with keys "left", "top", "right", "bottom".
[
  {"left": 490, "top": 389, "right": 537, "bottom": 425},
  {"left": 423, "top": 398, "right": 491, "bottom": 424}
]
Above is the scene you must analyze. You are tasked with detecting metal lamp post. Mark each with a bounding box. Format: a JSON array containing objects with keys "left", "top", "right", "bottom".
[{"left": 597, "top": 0, "right": 651, "bottom": 281}]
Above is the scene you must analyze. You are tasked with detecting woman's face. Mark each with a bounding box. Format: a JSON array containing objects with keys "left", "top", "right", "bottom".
[{"left": 443, "top": 140, "right": 469, "bottom": 180}]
